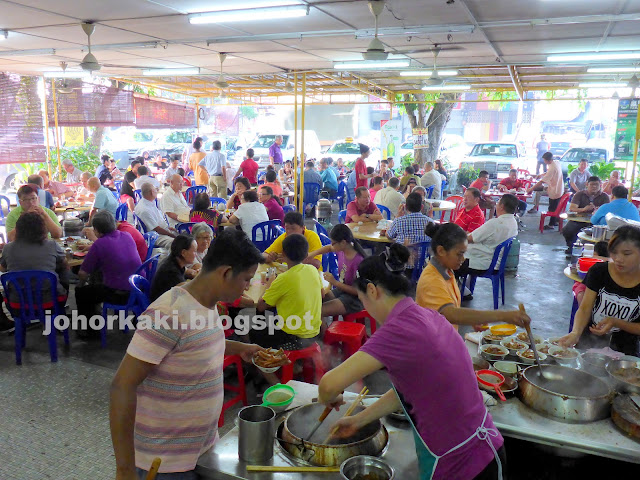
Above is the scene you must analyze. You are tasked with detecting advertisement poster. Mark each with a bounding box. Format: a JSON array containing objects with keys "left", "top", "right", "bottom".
[
  {"left": 614, "top": 98, "right": 638, "bottom": 161},
  {"left": 412, "top": 128, "right": 429, "bottom": 149},
  {"left": 63, "top": 127, "right": 84, "bottom": 146},
  {"left": 380, "top": 119, "right": 402, "bottom": 161}
]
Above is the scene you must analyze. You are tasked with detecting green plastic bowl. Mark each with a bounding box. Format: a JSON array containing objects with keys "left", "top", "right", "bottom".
[{"left": 261, "top": 384, "right": 295, "bottom": 412}]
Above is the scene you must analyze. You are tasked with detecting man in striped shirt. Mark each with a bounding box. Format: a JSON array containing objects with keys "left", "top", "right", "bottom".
[{"left": 110, "top": 229, "right": 265, "bottom": 479}]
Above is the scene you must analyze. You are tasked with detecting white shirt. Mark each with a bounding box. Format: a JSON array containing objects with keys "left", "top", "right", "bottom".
[
  {"left": 233, "top": 202, "right": 269, "bottom": 241},
  {"left": 134, "top": 175, "right": 161, "bottom": 191},
  {"left": 540, "top": 160, "right": 564, "bottom": 200},
  {"left": 199, "top": 151, "right": 227, "bottom": 176},
  {"left": 420, "top": 169, "right": 443, "bottom": 199},
  {"left": 374, "top": 187, "right": 405, "bottom": 217},
  {"left": 465, "top": 213, "right": 518, "bottom": 270},
  {"left": 134, "top": 197, "right": 169, "bottom": 232},
  {"left": 66, "top": 167, "right": 82, "bottom": 183},
  {"left": 160, "top": 188, "right": 190, "bottom": 227},
  {"left": 164, "top": 167, "right": 180, "bottom": 182}
]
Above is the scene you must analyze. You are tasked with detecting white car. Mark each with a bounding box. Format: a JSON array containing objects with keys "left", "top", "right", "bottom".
[
  {"left": 325, "top": 138, "right": 380, "bottom": 169},
  {"left": 459, "top": 143, "right": 524, "bottom": 179}
]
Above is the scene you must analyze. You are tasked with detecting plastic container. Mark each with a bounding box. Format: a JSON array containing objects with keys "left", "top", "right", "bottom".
[
  {"left": 261, "top": 384, "right": 295, "bottom": 412},
  {"left": 582, "top": 244, "right": 594, "bottom": 258}
]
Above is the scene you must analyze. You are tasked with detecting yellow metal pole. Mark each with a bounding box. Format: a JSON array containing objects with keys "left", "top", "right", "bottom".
[
  {"left": 293, "top": 73, "right": 298, "bottom": 209},
  {"left": 42, "top": 77, "right": 52, "bottom": 179},
  {"left": 51, "top": 79, "right": 62, "bottom": 176},
  {"left": 299, "top": 73, "right": 306, "bottom": 214},
  {"left": 628, "top": 99, "right": 640, "bottom": 201}
]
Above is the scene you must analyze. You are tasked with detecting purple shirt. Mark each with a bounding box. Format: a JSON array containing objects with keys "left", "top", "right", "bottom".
[
  {"left": 336, "top": 250, "right": 363, "bottom": 286},
  {"left": 263, "top": 197, "right": 284, "bottom": 226},
  {"left": 81, "top": 230, "right": 142, "bottom": 291},
  {"left": 360, "top": 297, "right": 503, "bottom": 480},
  {"left": 269, "top": 142, "right": 283, "bottom": 164}
]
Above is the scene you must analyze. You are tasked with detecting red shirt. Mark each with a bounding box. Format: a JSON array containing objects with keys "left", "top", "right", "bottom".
[
  {"left": 355, "top": 157, "right": 368, "bottom": 189},
  {"left": 117, "top": 221, "right": 148, "bottom": 262},
  {"left": 240, "top": 158, "right": 259, "bottom": 185},
  {"left": 454, "top": 205, "right": 485, "bottom": 233},
  {"left": 469, "top": 179, "right": 487, "bottom": 191},
  {"left": 499, "top": 177, "right": 525, "bottom": 190},
  {"left": 346, "top": 200, "right": 380, "bottom": 224}
]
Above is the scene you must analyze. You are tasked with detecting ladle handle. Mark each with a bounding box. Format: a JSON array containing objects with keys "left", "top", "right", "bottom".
[
  {"left": 318, "top": 406, "right": 332, "bottom": 423},
  {"left": 494, "top": 385, "right": 506, "bottom": 402},
  {"left": 519, "top": 303, "right": 544, "bottom": 376}
]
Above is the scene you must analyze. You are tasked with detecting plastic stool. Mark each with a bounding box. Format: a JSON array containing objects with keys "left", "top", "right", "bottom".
[
  {"left": 219, "top": 354, "right": 248, "bottom": 427},
  {"left": 323, "top": 321, "right": 366, "bottom": 360},
  {"left": 344, "top": 310, "right": 376, "bottom": 337},
  {"left": 280, "top": 343, "right": 326, "bottom": 384}
]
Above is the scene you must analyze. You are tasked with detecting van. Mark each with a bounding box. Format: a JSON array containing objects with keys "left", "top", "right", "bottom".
[{"left": 248, "top": 131, "right": 321, "bottom": 168}]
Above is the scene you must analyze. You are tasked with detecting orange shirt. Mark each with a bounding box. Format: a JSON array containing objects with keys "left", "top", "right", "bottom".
[
  {"left": 416, "top": 260, "right": 461, "bottom": 330},
  {"left": 189, "top": 151, "right": 208, "bottom": 186}
]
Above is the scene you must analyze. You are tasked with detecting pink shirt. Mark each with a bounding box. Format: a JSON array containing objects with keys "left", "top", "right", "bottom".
[
  {"left": 541, "top": 160, "right": 564, "bottom": 200},
  {"left": 345, "top": 199, "right": 380, "bottom": 224},
  {"left": 355, "top": 157, "right": 367, "bottom": 189}
]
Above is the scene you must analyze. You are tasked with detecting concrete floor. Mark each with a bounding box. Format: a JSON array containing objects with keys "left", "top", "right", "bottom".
[{"left": 1, "top": 205, "right": 636, "bottom": 479}]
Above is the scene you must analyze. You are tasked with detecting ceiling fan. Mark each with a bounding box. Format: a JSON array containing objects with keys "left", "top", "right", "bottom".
[
  {"left": 423, "top": 48, "right": 446, "bottom": 86},
  {"left": 362, "top": 0, "right": 388, "bottom": 61},
  {"left": 56, "top": 62, "right": 81, "bottom": 94},
  {"left": 75, "top": 22, "right": 143, "bottom": 72},
  {"left": 215, "top": 53, "right": 229, "bottom": 89}
]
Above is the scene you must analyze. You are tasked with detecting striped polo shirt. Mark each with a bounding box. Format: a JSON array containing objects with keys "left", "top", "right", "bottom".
[{"left": 127, "top": 287, "right": 225, "bottom": 473}]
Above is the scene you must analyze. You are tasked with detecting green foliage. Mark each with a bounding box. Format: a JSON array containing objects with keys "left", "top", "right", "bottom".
[
  {"left": 44, "top": 140, "right": 102, "bottom": 181},
  {"left": 401, "top": 152, "right": 414, "bottom": 170},
  {"left": 567, "top": 164, "right": 576, "bottom": 175},
  {"left": 457, "top": 165, "right": 480, "bottom": 189},
  {"left": 15, "top": 162, "right": 48, "bottom": 184},
  {"left": 239, "top": 105, "right": 258, "bottom": 120},
  {"left": 482, "top": 91, "right": 520, "bottom": 110},
  {"left": 133, "top": 132, "right": 153, "bottom": 142},
  {"left": 588, "top": 161, "right": 617, "bottom": 181}
]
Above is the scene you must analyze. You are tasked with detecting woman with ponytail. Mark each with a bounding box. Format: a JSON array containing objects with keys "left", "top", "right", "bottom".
[
  {"left": 318, "top": 243, "right": 507, "bottom": 480},
  {"left": 307, "top": 224, "right": 367, "bottom": 317}
]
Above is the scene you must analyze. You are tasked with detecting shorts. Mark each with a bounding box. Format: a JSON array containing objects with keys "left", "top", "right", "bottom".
[
  {"left": 249, "top": 323, "right": 320, "bottom": 351},
  {"left": 332, "top": 288, "right": 363, "bottom": 314}
]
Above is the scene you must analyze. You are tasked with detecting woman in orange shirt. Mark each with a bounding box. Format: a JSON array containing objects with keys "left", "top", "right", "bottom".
[{"left": 188, "top": 138, "right": 208, "bottom": 186}]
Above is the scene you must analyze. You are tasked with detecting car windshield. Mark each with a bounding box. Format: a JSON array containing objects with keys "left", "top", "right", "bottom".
[
  {"left": 470, "top": 144, "right": 517, "bottom": 157},
  {"left": 551, "top": 142, "right": 571, "bottom": 148},
  {"left": 252, "top": 135, "right": 289, "bottom": 149},
  {"left": 327, "top": 142, "right": 361, "bottom": 155},
  {"left": 562, "top": 149, "right": 607, "bottom": 162},
  {"left": 163, "top": 131, "right": 192, "bottom": 144}
]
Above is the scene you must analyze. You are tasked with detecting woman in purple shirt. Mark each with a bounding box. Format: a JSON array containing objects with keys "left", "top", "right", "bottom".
[{"left": 318, "top": 244, "right": 511, "bottom": 480}]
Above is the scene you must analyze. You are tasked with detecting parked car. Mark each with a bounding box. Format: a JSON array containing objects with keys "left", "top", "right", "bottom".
[
  {"left": 549, "top": 141, "right": 573, "bottom": 158},
  {"left": 558, "top": 147, "right": 610, "bottom": 175},
  {"left": 459, "top": 142, "right": 523, "bottom": 179},
  {"left": 325, "top": 137, "right": 380, "bottom": 169},
  {"left": 248, "top": 130, "right": 321, "bottom": 169}
]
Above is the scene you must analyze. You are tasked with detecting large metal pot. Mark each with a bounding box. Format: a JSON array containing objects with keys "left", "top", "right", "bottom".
[
  {"left": 279, "top": 403, "right": 388, "bottom": 467},
  {"left": 606, "top": 359, "right": 640, "bottom": 394},
  {"left": 518, "top": 365, "right": 613, "bottom": 423},
  {"left": 62, "top": 209, "right": 84, "bottom": 236}
]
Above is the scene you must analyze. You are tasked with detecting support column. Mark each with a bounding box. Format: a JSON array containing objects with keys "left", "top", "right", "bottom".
[
  {"left": 51, "top": 79, "right": 62, "bottom": 176},
  {"left": 41, "top": 77, "right": 52, "bottom": 178}
]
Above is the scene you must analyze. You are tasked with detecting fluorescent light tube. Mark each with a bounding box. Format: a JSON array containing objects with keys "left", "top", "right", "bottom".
[
  {"left": 143, "top": 68, "right": 200, "bottom": 76},
  {"left": 587, "top": 67, "right": 640, "bottom": 73},
  {"left": 548, "top": 52, "right": 640, "bottom": 62},
  {"left": 421, "top": 84, "right": 470, "bottom": 91},
  {"left": 400, "top": 70, "right": 458, "bottom": 77},
  {"left": 189, "top": 5, "right": 308, "bottom": 24},
  {"left": 0, "top": 30, "right": 7, "bottom": 40},
  {"left": 334, "top": 60, "right": 410, "bottom": 70},
  {"left": 578, "top": 82, "right": 628, "bottom": 88},
  {"left": 0, "top": 48, "right": 55, "bottom": 56},
  {"left": 43, "top": 71, "right": 90, "bottom": 78}
]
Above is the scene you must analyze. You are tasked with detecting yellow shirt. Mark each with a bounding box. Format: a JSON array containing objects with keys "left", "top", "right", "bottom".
[
  {"left": 416, "top": 261, "right": 461, "bottom": 330},
  {"left": 262, "top": 264, "right": 322, "bottom": 338},
  {"left": 189, "top": 151, "right": 208, "bottom": 186},
  {"left": 265, "top": 229, "right": 323, "bottom": 270}
]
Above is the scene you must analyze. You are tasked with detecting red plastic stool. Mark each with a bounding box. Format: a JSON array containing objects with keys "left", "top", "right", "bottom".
[
  {"left": 219, "top": 354, "right": 248, "bottom": 427},
  {"left": 344, "top": 310, "right": 376, "bottom": 337},
  {"left": 280, "top": 343, "right": 326, "bottom": 384},
  {"left": 323, "top": 321, "right": 366, "bottom": 360}
]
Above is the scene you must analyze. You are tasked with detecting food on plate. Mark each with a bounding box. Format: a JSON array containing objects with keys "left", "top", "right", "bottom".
[
  {"left": 504, "top": 340, "right": 526, "bottom": 350},
  {"left": 65, "top": 237, "right": 75, "bottom": 242},
  {"left": 253, "top": 348, "right": 290, "bottom": 368},
  {"left": 551, "top": 349, "right": 578, "bottom": 359},
  {"left": 516, "top": 332, "right": 541, "bottom": 344},
  {"left": 483, "top": 334, "right": 506, "bottom": 342},
  {"left": 483, "top": 346, "right": 506, "bottom": 355},
  {"left": 519, "top": 349, "right": 536, "bottom": 359},
  {"left": 613, "top": 367, "right": 640, "bottom": 386},
  {"left": 538, "top": 345, "right": 550, "bottom": 354}
]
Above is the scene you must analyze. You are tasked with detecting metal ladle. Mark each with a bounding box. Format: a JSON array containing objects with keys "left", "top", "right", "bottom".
[{"left": 519, "top": 304, "right": 554, "bottom": 381}]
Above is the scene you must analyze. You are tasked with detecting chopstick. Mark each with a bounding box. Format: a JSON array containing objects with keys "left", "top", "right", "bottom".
[
  {"left": 246, "top": 466, "right": 340, "bottom": 472},
  {"left": 145, "top": 458, "right": 161, "bottom": 480},
  {"left": 322, "top": 386, "right": 369, "bottom": 444}
]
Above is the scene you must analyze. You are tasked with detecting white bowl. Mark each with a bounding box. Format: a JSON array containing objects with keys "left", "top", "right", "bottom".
[
  {"left": 493, "top": 360, "right": 519, "bottom": 378},
  {"left": 548, "top": 346, "right": 580, "bottom": 366},
  {"left": 515, "top": 331, "right": 544, "bottom": 345},
  {"left": 479, "top": 344, "right": 509, "bottom": 361},
  {"left": 252, "top": 349, "right": 287, "bottom": 373},
  {"left": 517, "top": 349, "right": 547, "bottom": 364},
  {"left": 500, "top": 337, "right": 528, "bottom": 355},
  {"left": 481, "top": 330, "right": 510, "bottom": 345}
]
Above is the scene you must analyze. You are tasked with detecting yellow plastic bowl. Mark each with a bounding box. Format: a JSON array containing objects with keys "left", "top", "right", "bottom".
[{"left": 490, "top": 324, "right": 516, "bottom": 336}]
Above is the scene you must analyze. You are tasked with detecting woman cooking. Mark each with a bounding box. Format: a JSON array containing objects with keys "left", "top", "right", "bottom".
[
  {"left": 318, "top": 244, "right": 517, "bottom": 479},
  {"left": 559, "top": 226, "right": 640, "bottom": 355}
]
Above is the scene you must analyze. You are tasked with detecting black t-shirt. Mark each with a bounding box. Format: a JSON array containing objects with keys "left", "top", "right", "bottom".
[
  {"left": 150, "top": 256, "right": 185, "bottom": 301},
  {"left": 583, "top": 261, "right": 640, "bottom": 355},
  {"left": 571, "top": 191, "right": 610, "bottom": 209}
]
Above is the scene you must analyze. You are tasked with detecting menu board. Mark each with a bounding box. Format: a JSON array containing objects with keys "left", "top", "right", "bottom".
[{"left": 614, "top": 98, "right": 639, "bottom": 161}]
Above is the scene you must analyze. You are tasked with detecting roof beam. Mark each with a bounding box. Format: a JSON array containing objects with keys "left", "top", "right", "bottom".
[
  {"left": 508, "top": 65, "right": 524, "bottom": 100},
  {"left": 313, "top": 71, "right": 395, "bottom": 102},
  {"left": 457, "top": 0, "right": 503, "bottom": 63}
]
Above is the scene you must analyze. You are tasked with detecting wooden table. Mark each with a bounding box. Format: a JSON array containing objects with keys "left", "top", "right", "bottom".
[
  {"left": 577, "top": 231, "right": 598, "bottom": 243},
  {"left": 423, "top": 198, "right": 456, "bottom": 212},
  {"left": 54, "top": 202, "right": 93, "bottom": 214},
  {"left": 55, "top": 238, "right": 92, "bottom": 268},
  {"left": 346, "top": 221, "right": 392, "bottom": 243},
  {"left": 245, "top": 263, "right": 331, "bottom": 304},
  {"left": 560, "top": 212, "right": 592, "bottom": 223},
  {"left": 563, "top": 265, "right": 582, "bottom": 282}
]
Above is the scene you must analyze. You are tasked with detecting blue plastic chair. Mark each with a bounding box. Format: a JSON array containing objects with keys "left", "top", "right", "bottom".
[
  {"left": 142, "top": 231, "right": 158, "bottom": 261},
  {"left": 441, "top": 179, "right": 448, "bottom": 198},
  {"left": 314, "top": 220, "right": 329, "bottom": 237},
  {"left": 411, "top": 241, "right": 431, "bottom": 283},
  {"left": 114, "top": 181, "right": 123, "bottom": 196},
  {"left": 318, "top": 232, "right": 331, "bottom": 246},
  {"left": 187, "top": 170, "right": 195, "bottom": 178},
  {"left": 460, "top": 237, "right": 516, "bottom": 310},
  {"left": 345, "top": 184, "right": 355, "bottom": 204},
  {"left": 425, "top": 185, "right": 435, "bottom": 199},
  {"left": 186, "top": 186, "right": 207, "bottom": 206},
  {"left": 115, "top": 203, "right": 128, "bottom": 222},
  {"left": 0, "top": 194, "right": 11, "bottom": 226},
  {"left": 128, "top": 274, "right": 151, "bottom": 317},
  {"left": 133, "top": 189, "right": 142, "bottom": 203},
  {"left": 338, "top": 210, "right": 346, "bottom": 224},
  {"left": 1, "top": 270, "right": 69, "bottom": 364},
  {"left": 376, "top": 204, "right": 391, "bottom": 220},
  {"left": 302, "top": 183, "right": 321, "bottom": 219},
  {"left": 210, "top": 197, "right": 226, "bottom": 209},
  {"left": 283, "top": 204, "right": 296, "bottom": 214},
  {"left": 251, "top": 220, "right": 282, "bottom": 252},
  {"left": 132, "top": 213, "right": 148, "bottom": 234},
  {"left": 336, "top": 181, "right": 347, "bottom": 210},
  {"left": 257, "top": 171, "right": 267, "bottom": 185},
  {"left": 176, "top": 222, "right": 196, "bottom": 234}
]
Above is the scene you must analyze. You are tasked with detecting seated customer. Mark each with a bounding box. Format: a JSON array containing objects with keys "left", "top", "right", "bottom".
[
  {"left": 419, "top": 162, "right": 442, "bottom": 199},
  {"left": 264, "top": 211, "right": 322, "bottom": 269},
  {"left": 369, "top": 176, "right": 384, "bottom": 201},
  {"left": 399, "top": 166, "right": 420, "bottom": 189},
  {"left": 562, "top": 176, "right": 610, "bottom": 254},
  {"left": 469, "top": 170, "right": 496, "bottom": 219},
  {"left": 319, "top": 157, "right": 338, "bottom": 198},
  {"left": 374, "top": 177, "right": 405, "bottom": 216},
  {"left": 160, "top": 174, "right": 190, "bottom": 227},
  {"left": 227, "top": 189, "right": 269, "bottom": 241},
  {"left": 119, "top": 170, "right": 137, "bottom": 213},
  {"left": 75, "top": 211, "right": 142, "bottom": 336},
  {"left": 307, "top": 224, "right": 366, "bottom": 317},
  {"left": 133, "top": 165, "right": 161, "bottom": 191},
  {"left": 569, "top": 159, "right": 590, "bottom": 194},
  {"left": 456, "top": 194, "right": 519, "bottom": 279},
  {"left": 39, "top": 169, "right": 71, "bottom": 198},
  {"left": 190, "top": 192, "right": 222, "bottom": 230},
  {"left": 191, "top": 223, "right": 213, "bottom": 266},
  {"left": 150, "top": 235, "right": 198, "bottom": 301},
  {"left": 88, "top": 176, "right": 118, "bottom": 223},
  {"left": 603, "top": 170, "right": 622, "bottom": 196},
  {"left": 77, "top": 172, "right": 95, "bottom": 200},
  {"left": 134, "top": 182, "right": 177, "bottom": 248},
  {"left": 346, "top": 186, "right": 383, "bottom": 224},
  {"left": 83, "top": 219, "right": 148, "bottom": 263},
  {"left": 386, "top": 192, "right": 434, "bottom": 245},
  {"left": 498, "top": 169, "right": 528, "bottom": 215},
  {"left": 259, "top": 185, "right": 284, "bottom": 226},
  {"left": 226, "top": 177, "right": 251, "bottom": 210},
  {"left": 6, "top": 184, "right": 62, "bottom": 242},
  {"left": 454, "top": 187, "right": 485, "bottom": 233},
  {"left": 27, "top": 174, "right": 55, "bottom": 209},
  {"left": 263, "top": 170, "right": 282, "bottom": 198},
  {"left": 591, "top": 185, "right": 640, "bottom": 225},
  {"left": 255, "top": 234, "right": 323, "bottom": 351}
]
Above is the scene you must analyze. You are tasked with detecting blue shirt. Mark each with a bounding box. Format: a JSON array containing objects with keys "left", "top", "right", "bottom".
[
  {"left": 347, "top": 170, "right": 357, "bottom": 198},
  {"left": 319, "top": 168, "right": 338, "bottom": 191},
  {"left": 93, "top": 185, "right": 118, "bottom": 215},
  {"left": 198, "top": 151, "right": 227, "bottom": 175},
  {"left": 591, "top": 198, "right": 640, "bottom": 225},
  {"left": 386, "top": 212, "right": 434, "bottom": 245}
]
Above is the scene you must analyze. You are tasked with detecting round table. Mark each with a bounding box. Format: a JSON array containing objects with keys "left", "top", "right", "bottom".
[
  {"left": 563, "top": 266, "right": 582, "bottom": 283},
  {"left": 346, "top": 221, "right": 392, "bottom": 243},
  {"left": 423, "top": 199, "right": 456, "bottom": 212},
  {"left": 560, "top": 213, "right": 592, "bottom": 224},
  {"left": 577, "top": 231, "right": 598, "bottom": 243},
  {"left": 54, "top": 202, "right": 93, "bottom": 214},
  {"left": 176, "top": 211, "right": 233, "bottom": 227},
  {"left": 485, "top": 190, "right": 532, "bottom": 201}
]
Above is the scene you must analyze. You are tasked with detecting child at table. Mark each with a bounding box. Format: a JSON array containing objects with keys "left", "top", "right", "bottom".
[{"left": 255, "top": 233, "right": 323, "bottom": 351}]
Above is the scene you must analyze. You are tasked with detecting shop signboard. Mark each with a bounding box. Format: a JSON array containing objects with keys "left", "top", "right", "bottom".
[{"left": 615, "top": 98, "right": 639, "bottom": 161}]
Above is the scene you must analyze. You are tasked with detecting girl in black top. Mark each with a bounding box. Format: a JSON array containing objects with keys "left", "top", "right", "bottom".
[
  {"left": 149, "top": 235, "right": 197, "bottom": 301},
  {"left": 560, "top": 226, "right": 640, "bottom": 355}
]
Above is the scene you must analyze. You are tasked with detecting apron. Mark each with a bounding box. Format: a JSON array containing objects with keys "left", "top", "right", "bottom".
[{"left": 394, "top": 387, "right": 503, "bottom": 480}]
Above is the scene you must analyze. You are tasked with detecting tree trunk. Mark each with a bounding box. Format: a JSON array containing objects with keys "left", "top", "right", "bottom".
[{"left": 424, "top": 93, "right": 462, "bottom": 164}]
